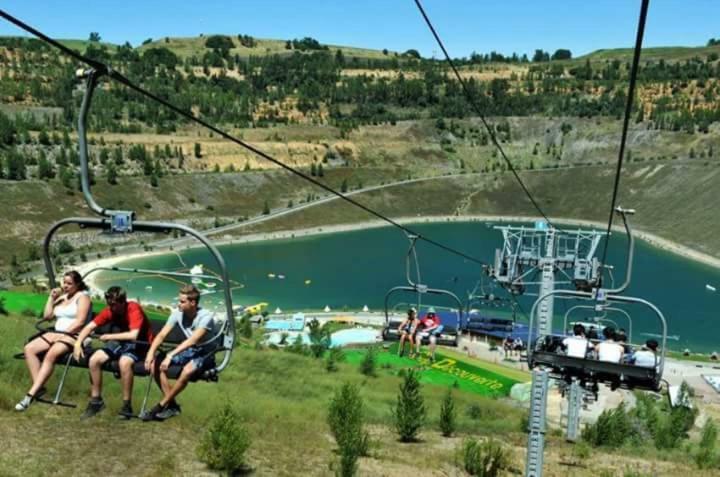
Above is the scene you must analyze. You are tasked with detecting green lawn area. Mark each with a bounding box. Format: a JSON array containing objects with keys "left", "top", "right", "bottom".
[{"left": 344, "top": 343, "right": 523, "bottom": 397}]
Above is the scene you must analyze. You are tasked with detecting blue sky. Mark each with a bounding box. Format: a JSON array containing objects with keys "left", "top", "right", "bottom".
[{"left": 0, "top": 1, "right": 718, "bottom": 58}]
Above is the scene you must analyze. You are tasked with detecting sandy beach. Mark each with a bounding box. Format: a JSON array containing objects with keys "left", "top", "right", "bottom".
[{"left": 77, "top": 214, "right": 720, "bottom": 295}]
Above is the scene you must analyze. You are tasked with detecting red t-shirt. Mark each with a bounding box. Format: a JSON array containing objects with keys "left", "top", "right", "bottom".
[
  {"left": 421, "top": 315, "right": 441, "bottom": 329},
  {"left": 93, "top": 301, "right": 154, "bottom": 344}
]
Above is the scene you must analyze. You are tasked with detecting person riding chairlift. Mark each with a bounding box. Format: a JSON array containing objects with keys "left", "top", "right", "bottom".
[
  {"left": 562, "top": 323, "right": 594, "bottom": 358},
  {"left": 415, "top": 307, "right": 444, "bottom": 362}
]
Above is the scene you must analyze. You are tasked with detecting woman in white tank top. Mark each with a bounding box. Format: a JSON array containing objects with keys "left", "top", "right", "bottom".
[{"left": 15, "top": 270, "right": 92, "bottom": 411}]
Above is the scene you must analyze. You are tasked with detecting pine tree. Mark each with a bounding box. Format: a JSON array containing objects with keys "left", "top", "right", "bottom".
[
  {"left": 394, "top": 369, "right": 425, "bottom": 442},
  {"left": 106, "top": 161, "right": 118, "bottom": 185},
  {"left": 439, "top": 389, "right": 456, "bottom": 437}
]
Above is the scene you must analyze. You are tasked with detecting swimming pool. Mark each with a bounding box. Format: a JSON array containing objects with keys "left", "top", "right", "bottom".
[{"left": 330, "top": 328, "right": 382, "bottom": 348}]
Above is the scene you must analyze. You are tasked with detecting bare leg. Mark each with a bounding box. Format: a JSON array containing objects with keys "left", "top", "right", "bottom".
[
  {"left": 88, "top": 350, "right": 110, "bottom": 399},
  {"left": 429, "top": 336, "right": 437, "bottom": 359},
  {"left": 398, "top": 333, "right": 406, "bottom": 355},
  {"left": 159, "top": 363, "right": 194, "bottom": 407},
  {"left": 28, "top": 341, "right": 70, "bottom": 396},
  {"left": 159, "top": 366, "right": 172, "bottom": 396},
  {"left": 23, "top": 336, "right": 51, "bottom": 384},
  {"left": 118, "top": 356, "right": 135, "bottom": 401}
]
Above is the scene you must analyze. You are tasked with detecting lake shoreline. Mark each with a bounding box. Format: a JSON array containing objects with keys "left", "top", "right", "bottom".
[{"left": 78, "top": 214, "right": 720, "bottom": 295}]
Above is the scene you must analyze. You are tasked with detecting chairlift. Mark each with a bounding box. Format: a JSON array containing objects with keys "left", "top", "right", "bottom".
[
  {"left": 562, "top": 304, "right": 633, "bottom": 343},
  {"left": 526, "top": 208, "right": 667, "bottom": 392},
  {"left": 28, "top": 69, "right": 236, "bottom": 409},
  {"left": 382, "top": 235, "right": 463, "bottom": 346}
]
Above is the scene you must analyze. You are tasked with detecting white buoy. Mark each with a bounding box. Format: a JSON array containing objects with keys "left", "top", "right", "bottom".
[
  {"left": 362, "top": 305, "right": 369, "bottom": 312},
  {"left": 275, "top": 307, "right": 282, "bottom": 314},
  {"left": 706, "top": 284, "right": 716, "bottom": 292},
  {"left": 324, "top": 305, "right": 331, "bottom": 312}
]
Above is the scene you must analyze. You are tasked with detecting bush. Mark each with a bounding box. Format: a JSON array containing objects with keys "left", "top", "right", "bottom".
[
  {"left": 286, "top": 334, "right": 307, "bottom": 355},
  {"left": 326, "top": 347, "right": 344, "bottom": 372},
  {"left": 459, "top": 438, "right": 511, "bottom": 477},
  {"left": 439, "top": 389, "right": 456, "bottom": 437},
  {"left": 582, "top": 403, "right": 637, "bottom": 448},
  {"left": 359, "top": 347, "right": 376, "bottom": 377},
  {"left": 393, "top": 369, "right": 425, "bottom": 442},
  {"left": 328, "top": 383, "right": 369, "bottom": 477},
  {"left": 239, "top": 316, "right": 252, "bottom": 339},
  {"left": 196, "top": 403, "right": 250, "bottom": 474},
  {"left": 308, "top": 318, "right": 330, "bottom": 358},
  {"left": 0, "top": 297, "right": 7, "bottom": 315},
  {"left": 695, "top": 418, "right": 719, "bottom": 469}
]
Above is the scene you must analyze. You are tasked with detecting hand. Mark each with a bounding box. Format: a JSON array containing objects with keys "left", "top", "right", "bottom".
[
  {"left": 50, "top": 288, "right": 61, "bottom": 300},
  {"left": 73, "top": 342, "right": 84, "bottom": 361},
  {"left": 160, "top": 355, "right": 172, "bottom": 372},
  {"left": 99, "top": 334, "right": 110, "bottom": 341},
  {"left": 144, "top": 356, "right": 155, "bottom": 372}
]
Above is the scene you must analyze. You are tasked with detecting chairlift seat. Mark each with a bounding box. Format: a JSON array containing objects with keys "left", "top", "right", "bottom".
[{"left": 530, "top": 350, "right": 660, "bottom": 392}]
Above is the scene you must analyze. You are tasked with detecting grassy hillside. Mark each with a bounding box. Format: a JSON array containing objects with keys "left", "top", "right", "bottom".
[
  {"left": 0, "top": 310, "right": 709, "bottom": 476},
  {"left": 138, "top": 35, "right": 396, "bottom": 60},
  {"left": 580, "top": 44, "right": 720, "bottom": 63}
]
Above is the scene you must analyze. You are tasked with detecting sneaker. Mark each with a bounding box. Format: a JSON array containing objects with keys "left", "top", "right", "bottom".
[
  {"left": 81, "top": 399, "right": 105, "bottom": 419},
  {"left": 156, "top": 402, "right": 181, "bottom": 420},
  {"left": 14, "top": 394, "right": 34, "bottom": 412},
  {"left": 117, "top": 402, "right": 134, "bottom": 420},
  {"left": 140, "top": 403, "right": 166, "bottom": 422}
]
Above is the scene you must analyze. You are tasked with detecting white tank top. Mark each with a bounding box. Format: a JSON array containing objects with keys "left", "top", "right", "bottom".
[{"left": 54, "top": 291, "right": 89, "bottom": 332}]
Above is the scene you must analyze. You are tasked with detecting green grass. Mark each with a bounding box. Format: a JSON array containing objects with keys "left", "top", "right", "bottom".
[
  {"left": 343, "top": 344, "right": 522, "bottom": 397},
  {"left": 0, "top": 310, "right": 529, "bottom": 475}
]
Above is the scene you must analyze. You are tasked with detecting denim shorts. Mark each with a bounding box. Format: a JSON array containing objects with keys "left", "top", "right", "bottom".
[
  {"left": 102, "top": 341, "right": 147, "bottom": 362},
  {"left": 170, "top": 347, "right": 212, "bottom": 371}
]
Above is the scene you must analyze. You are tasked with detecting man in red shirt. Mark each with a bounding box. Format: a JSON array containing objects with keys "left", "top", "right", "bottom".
[
  {"left": 415, "top": 308, "right": 444, "bottom": 361},
  {"left": 73, "top": 286, "right": 154, "bottom": 419}
]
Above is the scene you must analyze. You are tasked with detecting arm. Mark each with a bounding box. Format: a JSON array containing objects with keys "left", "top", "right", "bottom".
[
  {"left": 65, "top": 294, "right": 91, "bottom": 334},
  {"left": 73, "top": 321, "right": 98, "bottom": 360},
  {"left": 159, "top": 327, "right": 208, "bottom": 371},
  {"left": 397, "top": 319, "right": 407, "bottom": 332},
  {"left": 42, "top": 288, "right": 62, "bottom": 320},
  {"left": 98, "top": 328, "right": 140, "bottom": 342},
  {"left": 144, "top": 323, "right": 173, "bottom": 371}
]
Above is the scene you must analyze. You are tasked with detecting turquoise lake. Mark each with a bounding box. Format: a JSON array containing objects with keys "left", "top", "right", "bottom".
[{"left": 96, "top": 222, "right": 720, "bottom": 353}]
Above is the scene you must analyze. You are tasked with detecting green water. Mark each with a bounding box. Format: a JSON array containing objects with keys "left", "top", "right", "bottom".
[{"left": 97, "top": 222, "right": 720, "bottom": 353}]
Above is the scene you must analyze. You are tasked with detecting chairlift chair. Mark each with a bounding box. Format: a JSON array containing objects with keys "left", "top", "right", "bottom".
[
  {"left": 25, "top": 69, "right": 236, "bottom": 409},
  {"left": 382, "top": 235, "right": 463, "bottom": 346},
  {"left": 526, "top": 208, "right": 667, "bottom": 392}
]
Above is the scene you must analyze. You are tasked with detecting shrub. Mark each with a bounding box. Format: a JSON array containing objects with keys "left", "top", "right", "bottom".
[
  {"left": 467, "top": 403, "right": 483, "bottom": 420},
  {"left": 308, "top": 318, "right": 330, "bottom": 358},
  {"left": 326, "top": 347, "right": 344, "bottom": 372},
  {"left": 359, "top": 347, "right": 376, "bottom": 377},
  {"left": 582, "top": 403, "right": 637, "bottom": 448},
  {"left": 439, "top": 388, "right": 456, "bottom": 437},
  {"left": 695, "top": 418, "right": 719, "bottom": 469},
  {"left": 239, "top": 316, "right": 252, "bottom": 339},
  {"left": 196, "top": 403, "right": 250, "bottom": 474},
  {"left": 459, "top": 438, "right": 510, "bottom": 477},
  {"left": 286, "top": 334, "right": 307, "bottom": 355},
  {"left": 0, "top": 297, "right": 7, "bottom": 315},
  {"left": 393, "top": 369, "right": 425, "bottom": 442},
  {"left": 328, "top": 383, "right": 369, "bottom": 476}
]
